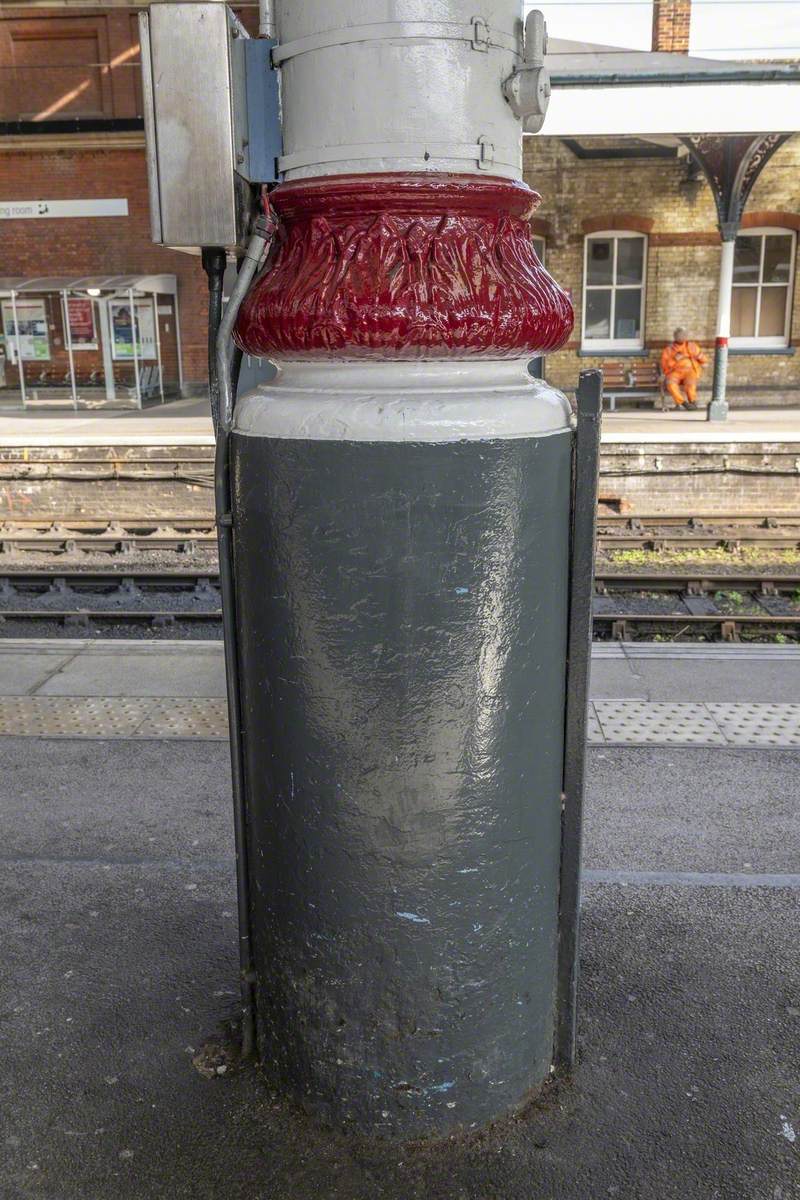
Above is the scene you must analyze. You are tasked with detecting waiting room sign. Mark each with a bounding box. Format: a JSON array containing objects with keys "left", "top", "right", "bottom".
[{"left": 0, "top": 199, "right": 128, "bottom": 220}]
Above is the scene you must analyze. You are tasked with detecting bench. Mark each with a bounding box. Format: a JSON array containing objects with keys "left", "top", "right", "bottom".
[{"left": 602, "top": 360, "right": 663, "bottom": 412}]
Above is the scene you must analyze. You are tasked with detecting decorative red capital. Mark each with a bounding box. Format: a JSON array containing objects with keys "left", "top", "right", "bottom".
[{"left": 234, "top": 174, "right": 574, "bottom": 360}]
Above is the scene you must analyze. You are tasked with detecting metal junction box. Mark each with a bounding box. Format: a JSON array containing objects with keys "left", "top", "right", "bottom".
[{"left": 139, "top": 3, "right": 281, "bottom": 252}]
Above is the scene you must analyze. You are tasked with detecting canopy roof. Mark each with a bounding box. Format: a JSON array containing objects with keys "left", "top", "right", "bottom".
[
  {"left": 543, "top": 39, "right": 800, "bottom": 136},
  {"left": 547, "top": 39, "right": 800, "bottom": 86},
  {"left": 0, "top": 273, "right": 177, "bottom": 296}
]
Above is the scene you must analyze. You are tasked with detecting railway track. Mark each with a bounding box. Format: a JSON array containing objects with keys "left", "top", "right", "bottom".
[
  {"left": 0, "top": 568, "right": 797, "bottom": 641},
  {"left": 596, "top": 513, "right": 800, "bottom": 551},
  {"left": 2, "top": 513, "right": 799, "bottom": 557},
  {"left": 592, "top": 570, "right": 800, "bottom": 640},
  {"left": 0, "top": 519, "right": 216, "bottom": 556},
  {"left": 0, "top": 570, "right": 218, "bottom": 592},
  {"left": 0, "top": 570, "right": 221, "bottom": 630}
]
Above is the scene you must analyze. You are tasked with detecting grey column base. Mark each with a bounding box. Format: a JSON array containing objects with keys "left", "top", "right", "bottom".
[
  {"left": 231, "top": 430, "right": 572, "bottom": 1138},
  {"left": 706, "top": 399, "right": 729, "bottom": 422}
]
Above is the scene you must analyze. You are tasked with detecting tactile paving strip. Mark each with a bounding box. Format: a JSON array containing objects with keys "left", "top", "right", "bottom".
[
  {"left": 588, "top": 701, "right": 800, "bottom": 746},
  {"left": 0, "top": 696, "right": 227, "bottom": 739},
  {"left": 592, "top": 701, "right": 726, "bottom": 745},
  {"left": 0, "top": 696, "right": 153, "bottom": 738},
  {"left": 137, "top": 698, "right": 228, "bottom": 739},
  {"left": 706, "top": 703, "right": 800, "bottom": 747},
  {"left": 0, "top": 696, "right": 797, "bottom": 746}
]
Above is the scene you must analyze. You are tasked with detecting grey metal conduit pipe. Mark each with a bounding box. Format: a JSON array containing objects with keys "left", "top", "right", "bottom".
[
  {"left": 216, "top": 217, "right": 272, "bottom": 432},
  {"left": 213, "top": 213, "right": 275, "bottom": 1057},
  {"left": 258, "top": 0, "right": 275, "bottom": 38}
]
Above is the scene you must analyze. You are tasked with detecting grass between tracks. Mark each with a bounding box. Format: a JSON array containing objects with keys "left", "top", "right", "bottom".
[{"left": 600, "top": 546, "right": 800, "bottom": 574}]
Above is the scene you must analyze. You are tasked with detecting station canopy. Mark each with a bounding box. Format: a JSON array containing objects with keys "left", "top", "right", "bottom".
[
  {"left": 0, "top": 273, "right": 179, "bottom": 410},
  {"left": 544, "top": 39, "right": 800, "bottom": 137},
  {"left": 0, "top": 274, "right": 177, "bottom": 297}
]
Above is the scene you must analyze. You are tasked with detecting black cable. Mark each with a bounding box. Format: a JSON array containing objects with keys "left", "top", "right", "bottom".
[
  {"left": 204, "top": 241, "right": 259, "bottom": 1062},
  {"left": 202, "top": 247, "right": 227, "bottom": 435}
]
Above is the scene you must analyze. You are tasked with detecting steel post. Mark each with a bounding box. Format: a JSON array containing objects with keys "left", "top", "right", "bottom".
[
  {"left": 555, "top": 369, "right": 602, "bottom": 1069},
  {"left": 151, "top": 289, "right": 165, "bottom": 403},
  {"left": 61, "top": 289, "right": 78, "bottom": 410},
  {"left": 129, "top": 288, "right": 141, "bottom": 409},
  {"left": 9, "top": 290, "right": 26, "bottom": 408}
]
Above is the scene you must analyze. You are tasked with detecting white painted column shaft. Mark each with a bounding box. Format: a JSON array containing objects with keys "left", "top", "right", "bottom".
[{"left": 715, "top": 238, "right": 736, "bottom": 341}]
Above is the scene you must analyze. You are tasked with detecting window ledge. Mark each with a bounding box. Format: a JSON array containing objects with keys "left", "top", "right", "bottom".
[
  {"left": 728, "top": 346, "right": 795, "bottom": 356},
  {"left": 577, "top": 348, "right": 648, "bottom": 357}
]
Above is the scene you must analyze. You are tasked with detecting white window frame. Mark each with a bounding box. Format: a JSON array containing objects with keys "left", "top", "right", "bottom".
[
  {"left": 730, "top": 227, "right": 796, "bottom": 350},
  {"left": 532, "top": 234, "right": 546, "bottom": 267},
  {"left": 582, "top": 231, "right": 647, "bottom": 352}
]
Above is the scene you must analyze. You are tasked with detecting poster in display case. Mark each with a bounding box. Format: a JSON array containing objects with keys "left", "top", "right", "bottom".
[
  {"left": 66, "top": 297, "right": 97, "bottom": 348},
  {"left": 1, "top": 299, "right": 50, "bottom": 361},
  {"left": 110, "top": 298, "right": 157, "bottom": 360}
]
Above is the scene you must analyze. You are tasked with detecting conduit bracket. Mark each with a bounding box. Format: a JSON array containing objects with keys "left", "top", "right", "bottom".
[
  {"left": 503, "top": 9, "right": 551, "bottom": 133},
  {"left": 471, "top": 16, "right": 490, "bottom": 51},
  {"left": 477, "top": 135, "right": 495, "bottom": 169}
]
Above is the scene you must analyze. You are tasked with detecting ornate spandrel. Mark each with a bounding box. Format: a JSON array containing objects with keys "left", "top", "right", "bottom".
[{"left": 681, "top": 134, "right": 791, "bottom": 237}]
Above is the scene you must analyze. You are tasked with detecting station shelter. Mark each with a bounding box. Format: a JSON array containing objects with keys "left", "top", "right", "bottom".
[{"left": 0, "top": 273, "right": 181, "bottom": 410}]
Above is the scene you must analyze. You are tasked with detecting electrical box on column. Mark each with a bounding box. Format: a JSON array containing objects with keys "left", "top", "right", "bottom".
[{"left": 139, "top": 3, "right": 281, "bottom": 252}]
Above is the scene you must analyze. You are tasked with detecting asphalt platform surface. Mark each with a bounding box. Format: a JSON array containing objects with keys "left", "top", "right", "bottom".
[{"left": 1, "top": 648, "right": 799, "bottom": 1198}]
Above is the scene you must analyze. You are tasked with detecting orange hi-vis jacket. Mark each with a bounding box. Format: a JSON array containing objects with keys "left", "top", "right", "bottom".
[{"left": 661, "top": 341, "right": 708, "bottom": 378}]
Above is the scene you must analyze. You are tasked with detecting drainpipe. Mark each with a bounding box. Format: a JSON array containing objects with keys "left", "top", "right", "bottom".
[
  {"left": 257, "top": 0, "right": 273, "bottom": 38},
  {"left": 708, "top": 225, "right": 737, "bottom": 422}
]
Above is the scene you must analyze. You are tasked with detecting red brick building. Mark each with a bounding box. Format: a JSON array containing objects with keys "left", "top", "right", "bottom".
[{"left": 0, "top": 6, "right": 239, "bottom": 402}]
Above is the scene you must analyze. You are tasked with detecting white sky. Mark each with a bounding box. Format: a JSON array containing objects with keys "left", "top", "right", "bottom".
[{"left": 526, "top": 0, "right": 800, "bottom": 58}]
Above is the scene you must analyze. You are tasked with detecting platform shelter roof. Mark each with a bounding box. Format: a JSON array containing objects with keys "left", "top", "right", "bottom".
[{"left": 544, "top": 38, "right": 800, "bottom": 136}]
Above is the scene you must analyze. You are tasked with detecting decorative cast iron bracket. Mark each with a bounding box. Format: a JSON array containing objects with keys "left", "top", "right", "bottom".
[{"left": 680, "top": 133, "right": 791, "bottom": 239}]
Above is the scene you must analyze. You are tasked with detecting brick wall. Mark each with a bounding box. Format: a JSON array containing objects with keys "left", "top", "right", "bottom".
[
  {"left": 524, "top": 136, "right": 800, "bottom": 400},
  {"left": 600, "top": 444, "right": 800, "bottom": 515},
  {"left": 0, "top": 8, "right": 142, "bottom": 121},
  {"left": 651, "top": 0, "right": 691, "bottom": 52},
  {"left": 0, "top": 147, "right": 208, "bottom": 392}
]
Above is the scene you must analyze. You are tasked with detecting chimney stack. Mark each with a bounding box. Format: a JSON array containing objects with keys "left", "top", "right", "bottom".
[{"left": 652, "top": 0, "right": 691, "bottom": 52}]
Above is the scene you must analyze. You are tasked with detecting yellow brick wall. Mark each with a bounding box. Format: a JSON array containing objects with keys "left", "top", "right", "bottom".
[{"left": 523, "top": 136, "right": 800, "bottom": 399}]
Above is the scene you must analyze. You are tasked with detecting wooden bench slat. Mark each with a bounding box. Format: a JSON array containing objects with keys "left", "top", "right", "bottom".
[{"left": 600, "top": 360, "right": 662, "bottom": 411}]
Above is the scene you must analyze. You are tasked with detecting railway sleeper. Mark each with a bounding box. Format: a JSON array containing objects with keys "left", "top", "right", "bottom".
[{"left": 682, "top": 594, "right": 720, "bottom": 616}]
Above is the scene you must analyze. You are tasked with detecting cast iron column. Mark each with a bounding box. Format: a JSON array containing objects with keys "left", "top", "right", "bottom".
[
  {"left": 227, "top": 1, "right": 584, "bottom": 1137},
  {"left": 682, "top": 133, "right": 790, "bottom": 421}
]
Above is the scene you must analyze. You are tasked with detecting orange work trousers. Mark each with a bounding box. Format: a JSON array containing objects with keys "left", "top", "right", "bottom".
[{"left": 664, "top": 364, "right": 700, "bottom": 407}]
